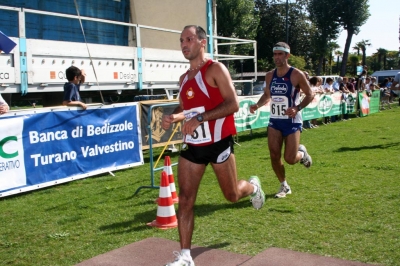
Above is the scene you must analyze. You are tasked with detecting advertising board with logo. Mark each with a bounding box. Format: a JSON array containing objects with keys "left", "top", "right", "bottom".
[
  {"left": 0, "top": 103, "right": 143, "bottom": 197},
  {"left": 235, "top": 96, "right": 270, "bottom": 132}
]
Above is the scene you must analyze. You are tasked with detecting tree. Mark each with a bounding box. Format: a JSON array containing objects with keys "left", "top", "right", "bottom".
[
  {"left": 334, "top": 49, "right": 343, "bottom": 74},
  {"left": 216, "top": 0, "right": 259, "bottom": 72},
  {"left": 288, "top": 54, "right": 306, "bottom": 70},
  {"left": 216, "top": 0, "right": 259, "bottom": 39},
  {"left": 374, "top": 48, "right": 388, "bottom": 70},
  {"left": 348, "top": 54, "right": 361, "bottom": 76},
  {"left": 385, "top": 50, "right": 400, "bottom": 70},
  {"left": 352, "top": 43, "right": 361, "bottom": 56},
  {"left": 254, "top": 0, "right": 316, "bottom": 72},
  {"left": 356, "top": 39, "right": 371, "bottom": 66},
  {"left": 336, "top": 0, "right": 370, "bottom": 76},
  {"left": 308, "top": 0, "right": 340, "bottom": 75},
  {"left": 327, "top": 42, "right": 340, "bottom": 74}
]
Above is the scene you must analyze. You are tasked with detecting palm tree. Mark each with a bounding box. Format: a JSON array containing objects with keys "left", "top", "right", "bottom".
[
  {"left": 327, "top": 42, "right": 340, "bottom": 74},
  {"left": 374, "top": 48, "right": 388, "bottom": 70},
  {"left": 357, "top": 39, "right": 371, "bottom": 66},
  {"left": 352, "top": 43, "right": 362, "bottom": 56},
  {"left": 348, "top": 54, "right": 360, "bottom": 76},
  {"left": 334, "top": 50, "right": 343, "bottom": 74}
]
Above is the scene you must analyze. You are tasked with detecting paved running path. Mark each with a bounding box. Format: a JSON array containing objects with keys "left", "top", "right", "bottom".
[{"left": 76, "top": 237, "right": 377, "bottom": 266}]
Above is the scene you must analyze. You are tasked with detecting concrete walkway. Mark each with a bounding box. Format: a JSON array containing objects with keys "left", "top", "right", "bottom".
[{"left": 76, "top": 237, "right": 377, "bottom": 266}]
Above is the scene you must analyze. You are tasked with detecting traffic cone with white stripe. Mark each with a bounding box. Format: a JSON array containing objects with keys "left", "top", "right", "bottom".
[
  {"left": 155, "top": 156, "right": 179, "bottom": 204},
  {"left": 164, "top": 156, "right": 179, "bottom": 203},
  {"left": 147, "top": 171, "right": 178, "bottom": 229}
]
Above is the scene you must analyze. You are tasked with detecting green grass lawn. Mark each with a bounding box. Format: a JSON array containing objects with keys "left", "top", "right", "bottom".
[{"left": 1, "top": 107, "right": 399, "bottom": 265}]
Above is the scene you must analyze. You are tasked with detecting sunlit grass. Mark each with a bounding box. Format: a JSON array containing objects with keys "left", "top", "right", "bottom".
[{"left": 1, "top": 107, "right": 399, "bottom": 265}]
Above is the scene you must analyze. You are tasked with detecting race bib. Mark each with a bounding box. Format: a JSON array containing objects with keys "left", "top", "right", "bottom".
[
  {"left": 270, "top": 96, "right": 288, "bottom": 119},
  {"left": 183, "top": 106, "right": 212, "bottom": 144}
]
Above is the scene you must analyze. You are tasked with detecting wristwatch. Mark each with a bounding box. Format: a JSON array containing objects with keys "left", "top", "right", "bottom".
[
  {"left": 196, "top": 114, "right": 204, "bottom": 122},
  {"left": 296, "top": 105, "right": 302, "bottom": 111}
]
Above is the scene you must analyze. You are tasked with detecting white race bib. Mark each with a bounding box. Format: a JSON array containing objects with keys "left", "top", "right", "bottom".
[
  {"left": 270, "top": 96, "right": 289, "bottom": 119},
  {"left": 183, "top": 106, "right": 212, "bottom": 144}
]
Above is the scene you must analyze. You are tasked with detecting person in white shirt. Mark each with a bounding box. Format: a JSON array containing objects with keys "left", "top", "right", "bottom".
[
  {"left": 0, "top": 94, "right": 9, "bottom": 115},
  {"left": 323, "top": 77, "right": 334, "bottom": 124},
  {"left": 390, "top": 72, "right": 400, "bottom": 106},
  {"left": 323, "top": 77, "right": 334, "bottom": 93},
  {"left": 364, "top": 77, "right": 371, "bottom": 96}
]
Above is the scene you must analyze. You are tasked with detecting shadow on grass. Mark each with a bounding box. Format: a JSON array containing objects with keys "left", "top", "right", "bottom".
[
  {"left": 236, "top": 129, "right": 268, "bottom": 143},
  {"left": 335, "top": 141, "right": 400, "bottom": 152},
  {"left": 97, "top": 200, "right": 253, "bottom": 234}
]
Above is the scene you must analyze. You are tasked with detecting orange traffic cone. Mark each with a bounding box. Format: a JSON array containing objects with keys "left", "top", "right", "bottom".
[
  {"left": 164, "top": 156, "right": 179, "bottom": 203},
  {"left": 147, "top": 171, "right": 178, "bottom": 229},
  {"left": 155, "top": 156, "right": 179, "bottom": 204}
]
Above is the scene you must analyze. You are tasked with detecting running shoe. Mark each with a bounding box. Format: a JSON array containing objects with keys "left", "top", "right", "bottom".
[
  {"left": 299, "top": 144, "right": 312, "bottom": 168},
  {"left": 275, "top": 184, "right": 291, "bottom": 198},
  {"left": 165, "top": 251, "right": 195, "bottom": 266},
  {"left": 249, "top": 176, "right": 265, "bottom": 210}
]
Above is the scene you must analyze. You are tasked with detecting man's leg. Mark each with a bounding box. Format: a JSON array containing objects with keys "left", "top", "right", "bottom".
[
  {"left": 268, "top": 127, "right": 291, "bottom": 198},
  {"left": 283, "top": 131, "right": 301, "bottom": 165},
  {"left": 284, "top": 130, "right": 312, "bottom": 168},
  {"left": 267, "top": 127, "right": 285, "bottom": 183},
  {"left": 211, "top": 154, "right": 254, "bottom": 202},
  {"left": 177, "top": 156, "right": 205, "bottom": 250}
]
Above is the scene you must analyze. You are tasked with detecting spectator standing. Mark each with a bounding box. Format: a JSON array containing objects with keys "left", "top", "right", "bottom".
[
  {"left": 0, "top": 93, "right": 9, "bottom": 115},
  {"left": 387, "top": 77, "right": 398, "bottom": 103},
  {"left": 370, "top": 77, "right": 380, "bottom": 92},
  {"left": 346, "top": 77, "right": 356, "bottom": 93},
  {"left": 339, "top": 79, "right": 351, "bottom": 120},
  {"left": 364, "top": 77, "right": 372, "bottom": 96},
  {"left": 380, "top": 78, "right": 391, "bottom": 110},
  {"left": 309, "top": 76, "right": 324, "bottom": 127},
  {"left": 302, "top": 71, "right": 313, "bottom": 129},
  {"left": 357, "top": 70, "right": 367, "bottom": 91},
  {"left": 390, "top": 72, "right": 400, "bottom": 106},
  {"left": 62, "top": 66, "right": 87, "bottom": 110},
  {"left": 332, "top": 77, "right": 340, "bottom": 92},
  {"left": 323, "top": 77, "right": 334, "bottom": 124}
]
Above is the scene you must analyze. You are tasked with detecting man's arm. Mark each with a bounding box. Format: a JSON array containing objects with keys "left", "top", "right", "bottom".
[
  {"left": 161, "top": 99, "right": 185, "bottom": 130},
  {"left": 62, "top": 100, "right": 87, "bottom": 110},
  {"left": 80, "top": 69, "right": 86, "bottom": 84},
  {"left": 293, "top": 69, "right": 314, "bottom": 109},
  {"left": 280, "top": 69, "right": 314, "bottom": 119},
  {"left": 179, "top": 62, "right": 238, "bottom": 136},
  {"left": 201, "top": 62, "right": 239, "bottom": 121},
  {"left": 250, "top": 72, "right": 272, "bottom": 114},
  {"left": 62, "top": 83, "right": 87, "bottom": 110},
  {"left": 161, "top": 74, "right": 186, "bottom": 130}
]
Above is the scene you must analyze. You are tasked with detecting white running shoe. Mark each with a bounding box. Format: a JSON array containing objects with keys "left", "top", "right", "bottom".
[
  {"left": 249, "top": 176, "right": 265, "bottom": 210},
  {"left": 275, "top": 184, "right": 292, "bottom": 198},
  {"left": 165, "top": 251, "right": 195, "bottom": 266},
  {"left": 299, "top": 144, "right": 312, "bottom": 168}
]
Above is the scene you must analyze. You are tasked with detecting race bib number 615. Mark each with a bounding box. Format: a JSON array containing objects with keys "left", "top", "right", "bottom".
[{"left": 270, "top": 96, "right": 289, "bottom": 119}]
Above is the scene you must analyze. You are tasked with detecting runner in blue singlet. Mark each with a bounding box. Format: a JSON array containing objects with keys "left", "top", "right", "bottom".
[{"left": 250, "top": 42, "right": 314, "bottom": 198}]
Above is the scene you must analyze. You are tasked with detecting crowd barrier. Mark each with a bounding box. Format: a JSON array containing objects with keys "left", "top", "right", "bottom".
[
  {"left": 235, "top": 91, "right": 381, "bottom": 132},
  {"left": 0, "top": 103, "right": 143, "bottom": 197}
]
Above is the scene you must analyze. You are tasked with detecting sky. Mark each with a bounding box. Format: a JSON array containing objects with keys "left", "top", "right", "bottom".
[{"left": 336, "top": 0, "right": 399, "bottom": 56}]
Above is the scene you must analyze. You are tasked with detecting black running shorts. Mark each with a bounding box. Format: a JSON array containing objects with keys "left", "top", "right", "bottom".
[{"left": 180, "top": 136, "right": 234, "bottom": 165}]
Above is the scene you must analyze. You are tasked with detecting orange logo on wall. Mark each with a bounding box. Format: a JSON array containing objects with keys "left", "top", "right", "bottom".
[
  {"left": 50, "top": 71, "right": 56, "bottom": 79},
  {"left": 113, "top": 72, "right": 118, "bottom": 79},
  {"left": 186, "top": 88, "right": 194, "bottom": 99}
]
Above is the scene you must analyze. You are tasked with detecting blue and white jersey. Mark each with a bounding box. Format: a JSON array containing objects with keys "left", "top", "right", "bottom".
[{"left": 269, "top": 67, "right": 302, "bottom": 123}]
